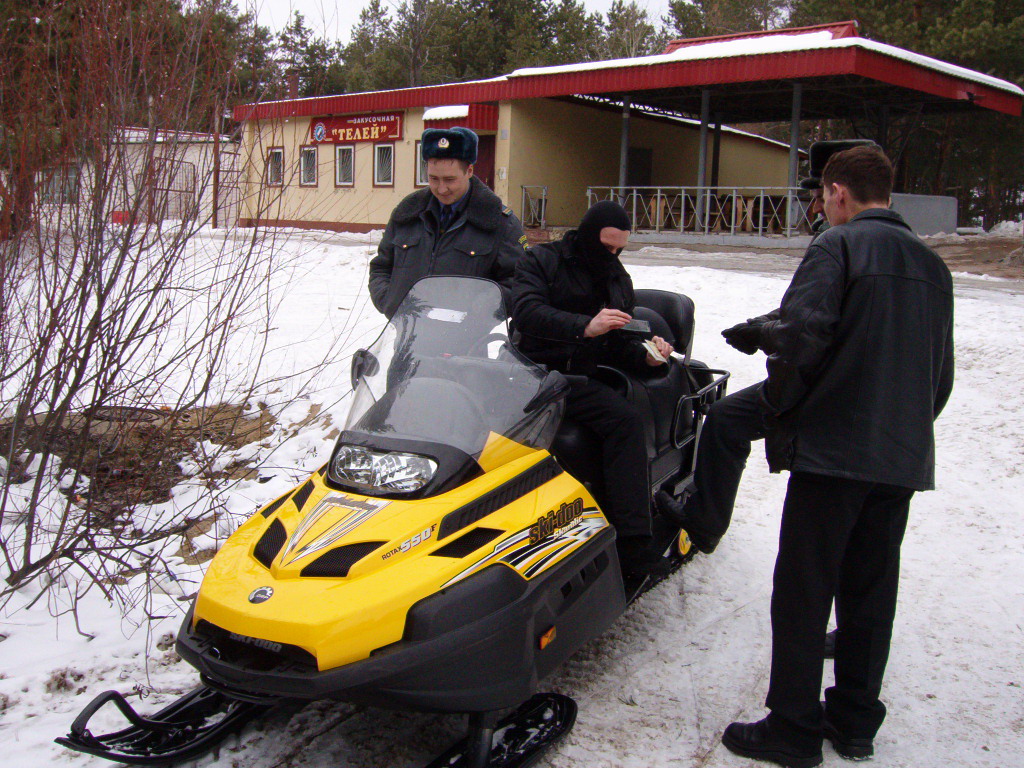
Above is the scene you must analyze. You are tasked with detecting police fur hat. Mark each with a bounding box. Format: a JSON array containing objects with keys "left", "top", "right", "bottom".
[
  {"left": 800, "top": 139, "right": 878, "bottom": 189},
  {"left": 421, "top": 127, "right": 478, "bottom": 164}
]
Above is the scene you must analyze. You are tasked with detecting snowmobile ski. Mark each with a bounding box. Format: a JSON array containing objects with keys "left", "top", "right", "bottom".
[
  {"left": 54, "top": 685, "right": 273, "bottom": 765},
  {"left": 425, "top": 693, "right": 578, "bottom": 768}
]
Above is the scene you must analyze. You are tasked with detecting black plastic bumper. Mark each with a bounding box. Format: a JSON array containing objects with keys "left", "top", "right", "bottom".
[{"left": 177, "top": 526, "right": 624, "bottom": 713}]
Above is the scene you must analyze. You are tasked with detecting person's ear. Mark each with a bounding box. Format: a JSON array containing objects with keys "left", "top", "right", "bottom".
[{"left": 466, "top": 164, "right": 475, "bottom": 178}]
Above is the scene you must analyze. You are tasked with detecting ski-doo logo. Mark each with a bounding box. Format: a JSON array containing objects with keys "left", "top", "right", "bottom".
[
  {"left": 248, "top": 586, "right": 274, "bottom": 604},
  {"left": 529, "top": 498, "right": 585, "bottom": 544},
  {"left": 228, "top": 632, "right": 282, "bottom": 653}
]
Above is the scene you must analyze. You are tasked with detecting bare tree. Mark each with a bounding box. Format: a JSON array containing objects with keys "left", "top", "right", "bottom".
[{"left": 0, "top": 0, "right": 359, "bottom": 624}]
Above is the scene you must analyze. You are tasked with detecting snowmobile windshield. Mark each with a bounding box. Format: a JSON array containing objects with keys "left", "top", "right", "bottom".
[{"left": 332, "top": 276, "right": 564, "bottom": 498}]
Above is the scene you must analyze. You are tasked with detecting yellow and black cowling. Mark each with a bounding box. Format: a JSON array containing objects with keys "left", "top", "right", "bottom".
[{"left": 177, "top": 277, "right": 626, "bottom": 712}]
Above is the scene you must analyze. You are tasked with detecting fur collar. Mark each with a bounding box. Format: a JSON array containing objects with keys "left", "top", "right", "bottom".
[{"left": 391, "top": 176, "right": 503, "bottom": 232}]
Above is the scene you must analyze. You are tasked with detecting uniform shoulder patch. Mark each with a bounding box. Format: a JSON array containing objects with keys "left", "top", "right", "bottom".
[
  {"left": 518, "top": 234, "right": 529, "bottom": 251},
  {"left": 502, "top": 205, "right": 513, "bottom": 216}
]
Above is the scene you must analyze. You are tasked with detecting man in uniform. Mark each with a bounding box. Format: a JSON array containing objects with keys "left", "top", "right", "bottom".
[
  {"left": 720, "top": 146, "right": 954, "bottom": 767},
  {"left": 369, "top": 126, "right": 528, "bottom": 318},
  {"left": 656, "top": 140, "right": 878, "bottom": 556},
  {"left": 511, "top": 201, "right": 674, "bottom": 578}
]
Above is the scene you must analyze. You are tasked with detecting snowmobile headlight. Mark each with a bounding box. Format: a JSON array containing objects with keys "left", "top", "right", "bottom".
[{"left": 330, "top": 445, "right": 438, "bottom": 493}]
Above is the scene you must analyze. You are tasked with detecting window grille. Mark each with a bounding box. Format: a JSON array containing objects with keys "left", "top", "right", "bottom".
[
  {"left": 300, "top": 146, "right": 317, "bottom": 186},
  {"left": 374, "top": 144, "right": 394, "bottom": 186},
  {"left": 335, "top": 145, "right": 354, "bottom": 186},
  {"left": 266, "top": 148, "right": 284, "bottom": 185}
]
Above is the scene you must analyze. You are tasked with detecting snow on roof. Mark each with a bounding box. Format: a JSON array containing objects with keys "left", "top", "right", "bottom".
[
  {"left": 509, "top": 30, "right": 1024, "bottom": 97},
  {"left": 113, "top": 127, "right": 231, "bottom": 144},
  {"left": 423, "top": 105, "right": 470, "bottom": 121}
]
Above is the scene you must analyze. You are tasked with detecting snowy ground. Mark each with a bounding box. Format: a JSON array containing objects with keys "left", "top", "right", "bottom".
[{"left": 1, "top": 230, "right": 1022, "bottom": 768}]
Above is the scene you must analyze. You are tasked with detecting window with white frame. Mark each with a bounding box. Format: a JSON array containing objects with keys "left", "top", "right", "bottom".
[
  {"left": 299, "top": 145, "right": 317, "bottom": 186},
  {"left": 414, "top": 140, "right": 428, "bottom": 186},
  {"left": 374, "top": 143, "right": 394, "bottom": 186},
  {"left": 335, "top": 145, "right": 354, "bottom": 186},
  {"left": 266, "top": 147, "right": 284, "bottom": 185},
  {"left": 35, "top": 165, "right": 80, "bottom": 204}
]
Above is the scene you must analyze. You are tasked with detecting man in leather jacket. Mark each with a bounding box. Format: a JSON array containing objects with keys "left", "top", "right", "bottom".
[
  {"left": 512, "top": 201, "right": 674, "bottom": 578},
  {"left": 368, "top": 126, "right": 528, "bottom": 318},
  {"left": 657, "top": 140, "right": 878, "bottom": 555},
  {"left": 720, "top": 146, "right": 954, "bottom": 767}
]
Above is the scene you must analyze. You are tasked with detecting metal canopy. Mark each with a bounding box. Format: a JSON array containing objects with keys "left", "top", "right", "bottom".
[{"left": 594, "top": 75, "right": 987, "bottom": 125}]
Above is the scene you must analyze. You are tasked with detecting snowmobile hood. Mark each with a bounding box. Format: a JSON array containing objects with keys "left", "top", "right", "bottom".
[{"left": 192, "top": 449, "right": 608, "bottom": 672}]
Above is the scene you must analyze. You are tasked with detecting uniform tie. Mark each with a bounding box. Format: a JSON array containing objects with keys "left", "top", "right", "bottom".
[{"left": 439, "top": 204, "right": 455, "bottom": 231}]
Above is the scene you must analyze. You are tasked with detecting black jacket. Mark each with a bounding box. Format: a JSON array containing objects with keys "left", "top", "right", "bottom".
[
  {"left": 761, "top": 208, "right": 955, "bottom": 491},
  {"left": 369, "top": 176, "right": 527, "bottom": 317},
  {"left": 511, "top": 232, "right": 647, "bottom": 375}
]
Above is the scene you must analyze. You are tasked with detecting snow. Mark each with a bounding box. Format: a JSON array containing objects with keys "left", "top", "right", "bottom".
[
  {"left": 423, "top": 105, "right": 471, "bottom": 121},
  {"left": 508, "top": 30, "right": 1024, "bottom": 97},
  {"left": 990, "top": 220, "right": 1023, "bottom": 237},
  {"left": 2, "top": 230, "right": 1023, "bottom": 767}
]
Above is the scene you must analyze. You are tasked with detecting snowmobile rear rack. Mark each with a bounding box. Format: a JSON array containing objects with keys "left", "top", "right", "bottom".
[{"left": 54, "top": 685, "right": 273, "bottom": 765}]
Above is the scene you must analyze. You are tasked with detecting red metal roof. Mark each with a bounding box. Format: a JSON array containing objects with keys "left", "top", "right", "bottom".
[
  {"left": 663, "top": 21, "right": 860, "bottom": 53},
  {"left": 422, "top": 103, "right": 499, "bottom": 131},
  {"left": 232, "top": 26, "right": 1021, "bottom": 123}
]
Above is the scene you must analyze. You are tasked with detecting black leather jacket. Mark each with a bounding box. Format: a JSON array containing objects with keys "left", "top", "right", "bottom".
[
  {"left": 369, "top": 176, "right": 527, "bottom": 317},
  {"left": 511, "top": 233, "right": 647, "bottom": 376},
  {"left": 761, "top": 208, "right": 955, "bottom": 491}
]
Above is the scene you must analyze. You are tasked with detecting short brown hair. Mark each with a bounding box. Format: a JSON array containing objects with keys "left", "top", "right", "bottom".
[{"left": 822, "top": 146, "right": 893, "bottom": 204}]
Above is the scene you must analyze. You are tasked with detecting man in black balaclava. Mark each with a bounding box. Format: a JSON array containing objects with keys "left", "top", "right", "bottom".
[{"left": 511, "top": 202, "right": 675, "bottom": 578}]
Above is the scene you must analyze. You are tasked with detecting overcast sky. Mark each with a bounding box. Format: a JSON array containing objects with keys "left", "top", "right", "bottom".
[{"left": 251, "top": 0, "right": 674, "bottom": 44}]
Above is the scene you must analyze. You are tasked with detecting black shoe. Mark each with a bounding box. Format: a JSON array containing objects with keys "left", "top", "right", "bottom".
[
  {"left": 654, "top": 491, "right": 718, "bottom": 554},
  {"left": 722, "top": 719, "right": 823, "bottom": 768},
  {"left": 823, "top": 628, "right": 838, "bottom": 659},
  {"left": 615, "top": 535, "right": 672, "bottom": 579},
  {"left": 822, "top": 715, "right": 874, "bottom": 761}
]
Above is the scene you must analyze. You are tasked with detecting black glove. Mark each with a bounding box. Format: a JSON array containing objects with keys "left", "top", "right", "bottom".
[{"left": 721, "top": 321, "right": 762, "bottom": 355}]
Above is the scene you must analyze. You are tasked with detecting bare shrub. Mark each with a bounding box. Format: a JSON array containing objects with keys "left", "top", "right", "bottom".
[{"left": 0, "top": 1, "right": 355, "bottom": 625}]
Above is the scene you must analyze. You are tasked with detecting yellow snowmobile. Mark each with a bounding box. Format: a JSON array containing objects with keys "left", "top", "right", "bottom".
[{"left": 58, "top": 276, "right": 728, "bottom": 767}]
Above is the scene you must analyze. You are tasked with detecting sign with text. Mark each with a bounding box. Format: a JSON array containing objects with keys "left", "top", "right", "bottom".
[{"left": 310, "top": 113, "right": 403, "bottom": 143}]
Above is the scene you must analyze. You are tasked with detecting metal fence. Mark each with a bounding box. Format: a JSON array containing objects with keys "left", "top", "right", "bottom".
[
  {"left": 521, "top": 186, "right": 548, "bottom": 229},
  {"left": 586, "top": 186, "right": 815, "bottom": 237}
]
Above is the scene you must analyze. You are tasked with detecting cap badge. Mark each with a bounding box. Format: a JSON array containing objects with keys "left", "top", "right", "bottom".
[{"left": 438, "top": 137, "right": 450, "bottom": 148}]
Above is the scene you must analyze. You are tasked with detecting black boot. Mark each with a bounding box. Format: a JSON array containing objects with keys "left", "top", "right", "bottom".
[
  {"left": 722, "top": 718, "right": 823, "bottom": 768},
  {"left": 615, "top": 535, "right": 672, "bottom": 579},
  {"left": 822, "top": 711, "right": 874, "bottom": 761},
  {"left": 654, "top": 491, "right": 719, "bottom": 554}
]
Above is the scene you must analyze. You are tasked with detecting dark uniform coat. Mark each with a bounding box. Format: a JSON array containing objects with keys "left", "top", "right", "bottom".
[
  {"left": 761, "top": 208, "right": 955, "bottom": 491},
  {"left": 368, "top": 176, "right": 527, "bottom": 318}
]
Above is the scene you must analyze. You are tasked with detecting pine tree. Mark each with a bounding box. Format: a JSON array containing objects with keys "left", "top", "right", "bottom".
[
  {"left": 665, "top": 0, "right": 789, "bottom": 39},
  {"left": 788, "top": 0, "right": 1024, "bottom": 225},
  {"left": 546, "top": 0, "right": 606, "bottom": 64},
  {"left": 276, "top": 10, "right": 345, "bottom": 97},
  {"left": 603, "top": 0, "right": 669, "bottom": 59},
  {"left": 342, "top": 0, "right": 405, "bottom": 92}
]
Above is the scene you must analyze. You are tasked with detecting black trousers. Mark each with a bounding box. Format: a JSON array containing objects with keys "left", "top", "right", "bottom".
[
  {"left": 687, "top": 382, "right": 768, "bottom": 545},
  {"left": 564, "top": 378, "right": 651, "bottom": 538},
  {"left": 765, "top": 472, "right": 913, "bottom": 749}
]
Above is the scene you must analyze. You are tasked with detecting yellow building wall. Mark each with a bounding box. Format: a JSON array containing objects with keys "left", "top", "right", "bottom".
[
  {"left": 506, "top": 98, "right": 792, "bottom": 227},
  {"left": 239, "top": 110, "right": 427, "bottom": 229},
  {"left": 237, "top": 98, "right": 792, "bottom": 230}
]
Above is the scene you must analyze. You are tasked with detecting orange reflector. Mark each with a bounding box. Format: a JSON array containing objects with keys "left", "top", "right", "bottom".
[{"left": 539, "top": 626, "right": 557, "bottom": 650}]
